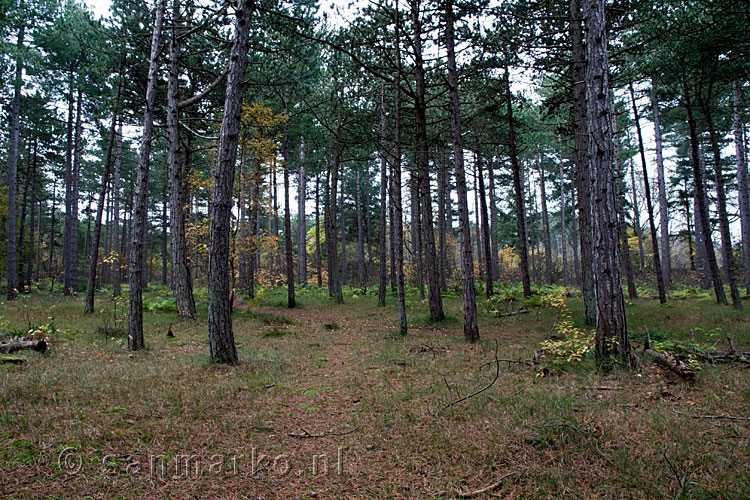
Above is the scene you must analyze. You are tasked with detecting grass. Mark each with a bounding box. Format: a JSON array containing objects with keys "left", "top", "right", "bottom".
[{"left": 0, "top": 283, "right": 748, "bottom": 498}]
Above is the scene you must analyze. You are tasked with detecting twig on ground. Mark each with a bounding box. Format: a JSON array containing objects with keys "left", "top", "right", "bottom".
[
  {"left": 435, "top": 471, "right": 516, "bottom": 498},
  {"left": 288, "top": 425, "right": 358, "bottom": 438},
  {"left": 672, "top": 409, "right": 749, "bottom": 421},
  {"left": 441, "top": 340, "right": 500, "bottom": 412}
]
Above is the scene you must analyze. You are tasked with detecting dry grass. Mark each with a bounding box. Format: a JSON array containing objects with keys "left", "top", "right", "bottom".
[{"left": 1, "top": 285, "right": 749, "bottom": 499}]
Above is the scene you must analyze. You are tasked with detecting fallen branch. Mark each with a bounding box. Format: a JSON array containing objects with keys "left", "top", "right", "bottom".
[
  {"left": 435, "top": 471, "right": 516, "bottom": 498},
  {"left": 288, "top": 425, "right": 358, "bottom": 439},
  {"left": 645, "top": 349, "right": 694, "bottom": 380},
  {"left": 498, "top": 308, "right": 530, "bottom": 318},
  {"left": 1, "top": 356, "right": 26, "bottom": 365},
  {"left": 479, "top": 357, "right": 534, "bottom": 370},
  {"left": 442, "top": 340, "right": 500, "bottom": 412},
  {"left": 0, "top": 339, "right": 48, "bottom": 354},
  {"left": 672, "top": 409, "right": 749, "bottom": 422}
]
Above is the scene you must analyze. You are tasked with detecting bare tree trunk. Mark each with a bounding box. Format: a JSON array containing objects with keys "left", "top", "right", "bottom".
[
  {"left": 571, "top": 189, "right": 581, "bottom": 285},
  {"left": 477, "top": 152, "right": 493, "bottom": 297},
  {"left": 283, "top": 126, "right": 296, "bottom": 308},
  {"left": 683, "top": 82, "right": 726, "bottom": 304},
  {"left": 487, "top": 156, "right": 499, "bottom": 282},
  {"left": 437, "top": 148, "right": 448, "bottom": 291},
  {"left": 48, "top": 182, "right": 56, "bottom": 280},
  {"left": 693, "top": 185, "right": 711, "bottom": 288},
  {"left": 166, "top": 14, "right": 196, "bottom": 319},
  {"left": 297, "top": 139, "right": 307, "bottom": 286},
  {"left": 378, "top": 81, "right": 388, "bottom": 306},
  {"left": 630, "top": 82, "right": 666, "bottom": 303},
  {"left": 207, "top": 0, "right": 255, "bottom": 364},
  {"left": 19, "top": 141, "right": 32, "bottom": 290},
  {"left": 392, "top": 12, "right": 407, "bottom": 334},
  {"left": 315, "top": 173, "right": 322, "bottom": 287},
  {"left": 84, "top": 85, "right": 120, "bottom": 313},
  {"left": 26, "top": 139, "right": 37, "bottom": 289},
  {"left": 537, "top": 151, "right": 553, "bottom": 284},
  {"left": 63, "top": 78, "right": 76, "bottom": 296},
  {"left": 702, "top": 102, "right": 742, "bottom": 308},
  {"left": 612, "top": 104, "right": 638, "bottom": 300},
  {"left": 5, "top": 22, "right": 24, "bottom": 299},
  {"left": 630, "top": 159, "right": 647, "bottom": 279},
  {"left": 559, "top": 151, "right": 569, "bottom": 287},
  {"left": 446, "top": 0, "right": 478, "bottom": 342},
  {"left": 128, "top": 0, "right": 166, "bottom": 351},
  {"left": 326, "top": 108, "right": 344, "bottom": 304},
  {"left": 161, "top": 188, "right": 168, "bottom": 285},
  {"left": 113, "top": 122, "right": 122, "bottom": 297},
  {"left": 505, "top": 68, "right": 531, "bottom": 297},
  {"left": 411, "top": 175, "right": 424, "bottom": 296},
  {"left": 410, "top": 0, "right": 442, "bottom": 318},
  {"left": 475, "top": 165, "right": 485, "bottom": 281},
  {"left": 584, "top": 0, "right": 631, "bottom": 366},
  {"left": 356, "top": 167, "right": 366, "bottom": 288},
  {"left": 651, "top": 84, "right": 671, "bottom": 288},
  {"left": 571, "top": 0, "right": 594, "bottom": 323},
  {"left": 340, "top": 187, "right": 347, "bottom": 287},
  {"left": 734, "top": 81, "right": 750, "bottom": 296}
]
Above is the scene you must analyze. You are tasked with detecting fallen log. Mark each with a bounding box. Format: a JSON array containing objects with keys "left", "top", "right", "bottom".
[
  {"left": 1, "top": 356, "right": 26, "bottom": 365},
  {"left": 0, "top": 339, "right": 48, "bottom": 354},
  {"left": 687, "top": 349, "right": 749, "bottom": 365},
  {"left": 646, "top": 349, "right": 694, "bottom": 380},
  {"left": 498, "top": 308, "right": 531, "bottom": 318}
]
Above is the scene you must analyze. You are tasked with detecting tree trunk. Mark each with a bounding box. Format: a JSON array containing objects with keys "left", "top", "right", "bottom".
[
  {"left": 83, "top": 85, "right": 120, "bottom": 313},
  {"left": 630, "top": 82, "right": 666, "bottom": 303},
  {"left": 63, "top": 78, "right": 76, "bottom": 296},
  {"left": 326, "top": 108, "right": 344, "bottom": 304},
  {"left": 651, "top": 84, "right": 671, "bottom": 288},
  {"left": 340, "top": 186, "right": 347, "bottom": 287},
  {"left": 161, "top": 187, "right": 168, "bottom": 285},
  {"left": 474, "top": 166, "right": 483, "bottom": 281},
  {"left": 537, "top": 151, "right": 553, "bottom": 284},
  {"left": 315, "top": 173, "right": 322, "bottom": 287},
  {"left": 410, "top": 173, "right": 424, "bottom": 296},
  {"left": 487, "top": 155, "right": 499, "bottom": 282},
  {"left": 356, "top": 167, "right": 366, "bottom": 288},
  {"left": 378, "top": 80, "right": 388, "bottom": 306},
  {"left": 26, "top": 139, "right": 37, "bottom": 289},
  {"left": 584, "top": 0, "right": 631, "bottom": 366},
  {"left": 734, "top": 81, "right": 750, "bottom": 296},
  {"left": 437, "top": 148, "right": 448, "bottom": 291},
  {"left": 612, "top": 106, "right": 638, "bottom": 299},
  {"left": 477, "top": 152, "right": 493, "bottom": 297},
  {"left": 48, "top": 182, "right": 56, "bottom": 280},
  {"left": 684, "top": 84, "right": 726, "bottom": 304},
  {"left": 630, "top": 159, "right": 647, "bottom": 279},
  {"left": 392, "top": 14, "right": 407, "bottom": 334},
  {"left": 283, "top": 126, "right": 296, "bottom": 308},
  {"left": 570, "top": 0, "right": 595, "bottom": 324},
  {"left": 446, "top": 0, "right": 478, "bottom": 342},
  {"left": 128, "top": 0, "right": 166, "bottom": 351},
  {"left": 410, "top": 0, "right": 442, "bottom": 319},
  {"left": 18, "top": 141, "right": 32, "bottom": 290},
  {"left": 113, "top": 122, "right": 122, "bottom": 297},
  {"left": 5, "top": 22, "right": 24, "bottom": 300},
  {"left": 702, "top": 101, "right": 742, "bottom": 308},
  {"left": 505, "top": 68, "right": 531, "bottom": 298},
  {"left": 297, "top": 138, "right": 307, "bottom": 286},
  {"left": 207, "top": 0, "right": 254, "bottom": 364},
  {"left": 166, "top": 15, "right": 196, "bottom": 319}
]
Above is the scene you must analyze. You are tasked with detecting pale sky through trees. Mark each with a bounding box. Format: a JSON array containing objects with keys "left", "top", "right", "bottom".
[{"left": 80, "top": 0, "right": 741, "bottom": 243}]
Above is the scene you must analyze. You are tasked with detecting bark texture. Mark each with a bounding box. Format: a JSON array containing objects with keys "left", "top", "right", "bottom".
[
  {"left": 207, "top": 0, "right": 255, "bottom": 363},
  {"left": 129, "top": 0, "right": 166, "bottom": 351},
  {"left": 584, "top": 0, "right": 631, "bottom": 366}
]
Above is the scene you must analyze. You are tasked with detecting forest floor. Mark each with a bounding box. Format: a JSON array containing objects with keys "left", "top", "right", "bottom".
[{"left": 1, "top": 283, "right": 749, "bottom": 499}]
